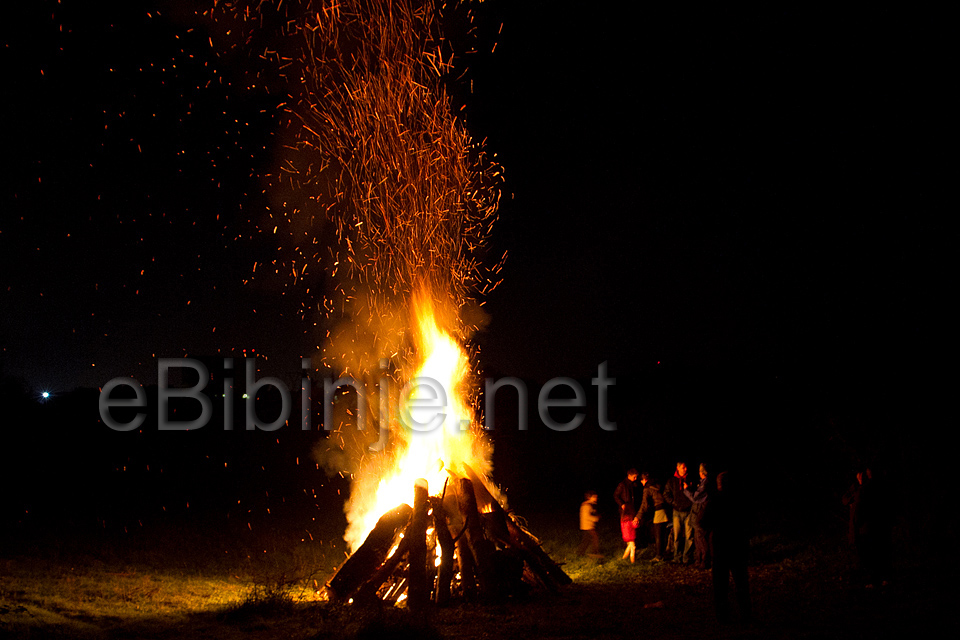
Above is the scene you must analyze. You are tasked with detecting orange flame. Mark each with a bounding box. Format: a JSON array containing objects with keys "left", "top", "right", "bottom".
[{"left": 343, "top": 287, "right": 494, "bottom": 551}]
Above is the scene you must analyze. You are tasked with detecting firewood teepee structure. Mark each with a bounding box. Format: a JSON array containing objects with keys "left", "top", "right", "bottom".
[{"left": 325, "top": 471, "right": 571, "bottom": 608}]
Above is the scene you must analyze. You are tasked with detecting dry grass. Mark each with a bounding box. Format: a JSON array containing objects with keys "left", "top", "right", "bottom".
[
  {"left": 0, "top": 515, "right": 950, "bottom": 640},
  {"left": 0, "top": 555, "right": 243, "bottom": 633}
]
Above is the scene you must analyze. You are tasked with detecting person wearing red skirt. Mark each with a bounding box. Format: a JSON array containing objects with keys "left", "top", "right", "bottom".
[{"left": 621, "top": 511, "right": 639, "bottom": 562}]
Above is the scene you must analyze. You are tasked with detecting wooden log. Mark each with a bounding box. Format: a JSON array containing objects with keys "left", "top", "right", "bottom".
[
  {"left": 457, "top": 477, "right": 496, "bottom": 599},
  {"left": 325, "top": 503, "right": 412, "bottom": 603},
  {"left": 490, "top": 547, "right": 529, "bottom": 597},
  {"left": 479, "top": 504, "right": 548, "bottom": 591},
  {"left": 455, "top": 521, "right": 477, "bottom": 599},
  {"left": 504, "top": 510, "right": 573, "bottom": 587},
  {"left": 430, "top": 496, "right": 455, "bottom": 605},
  {"left": 480, "top": 504, "right": 512, "bottom": 546},
  {"left": 384, "top": 576, "right": 408, "bottom": 603},
  {"left": 463, "top": 465, "right": 498, "bottom": 512},
  {"left": 407, "top": 479, "right": 430, "bottom": 612},
  {"left": 352, "top": 531, "right": 409, "bottom": 603},
  {"left": 481, "top": 496, "right": 572, "bottom": 590}
]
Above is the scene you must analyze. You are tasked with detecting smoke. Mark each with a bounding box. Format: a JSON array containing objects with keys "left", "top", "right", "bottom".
[{"left": 211, "top": 1, "right": 503, "bottom": 547}]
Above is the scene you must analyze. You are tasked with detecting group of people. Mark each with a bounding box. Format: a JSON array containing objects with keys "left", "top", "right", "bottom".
[{"left": 578, "top": 461, "right": 750, "bottom": 623}]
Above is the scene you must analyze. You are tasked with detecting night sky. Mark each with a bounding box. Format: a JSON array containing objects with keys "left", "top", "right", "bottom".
[{"left": 2, "top": 1, "right": 951, "bottom": 438}]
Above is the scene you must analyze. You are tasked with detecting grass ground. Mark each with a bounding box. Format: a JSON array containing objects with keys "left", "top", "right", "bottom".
[{"left": 0, "top": 514, "right": 951, "bottom": 639}]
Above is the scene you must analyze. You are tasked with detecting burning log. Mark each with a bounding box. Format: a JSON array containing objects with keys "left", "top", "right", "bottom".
[
  {"left": 456, "top": 477, "right": 497, "bottom": 599},
  {"left": 500, "top": 505, "right": 573, "bottom": 590},
  {"left": 353, "top": 531, "right": 409, "bottom": 604},
  {"left": 454, "top": 517, "right": 478, "bottom": 600},
  {"left": 325, "top": 473, "right": 571, "bottom": 607},
  {"left": 407, "top": 479, "right": 430, "bottom": 612},
  {"left": 431, "top": 496, "right": 455, "bottom": 605},
  {"left": 326, "top": 503, "right": 412, "bottom": 603},
  {"left": 464, "top": 467, "right": 571, "bottom": 590}
]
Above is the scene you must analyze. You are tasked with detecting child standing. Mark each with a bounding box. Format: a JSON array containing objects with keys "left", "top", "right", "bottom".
[{"left": 577, "top": 491, "right": 601, "bottom": 557}]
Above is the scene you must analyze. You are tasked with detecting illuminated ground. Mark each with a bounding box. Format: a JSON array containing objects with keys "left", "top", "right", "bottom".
[{"left": 1, "top": 514, "right": 947, "bottom": 640}]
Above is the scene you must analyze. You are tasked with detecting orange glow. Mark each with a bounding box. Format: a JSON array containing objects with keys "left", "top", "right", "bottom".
[{"left": 343, "top": 286, "right": 496, "bottom": 551}]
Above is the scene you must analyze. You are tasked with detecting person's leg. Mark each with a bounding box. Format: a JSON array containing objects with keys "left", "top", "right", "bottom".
[
  {"left": 672, "top": 511, "right": 683, "bottom": 561},
  {"left": 712, "top": 552, "right": 731, "bottom": 622},
  {"left": 704, "top": 528, "right": 713, "bottom": 568},
  {"left": 639, "top": 518, "right": 652, "bottom": 549},
  {"left": 695, "top": 526, "right": 710, "bottom": 568},
  {"left": 732, "top": 560, "right": 750, "bottom": 622},
  {"left": 877, "top": 528, "right": 892, "bottom": 585},
  {"left": 577, "top": 530, "right": 589, "bottom": 556},
  {"left": 682, "top": 511, "right": 695, "bottom": 564},
  {"left": 860, "top": 533, "right": 877, "bottom": 586},
  {"left": 693, "top": 527, "right": 702, "bottom": 567}
]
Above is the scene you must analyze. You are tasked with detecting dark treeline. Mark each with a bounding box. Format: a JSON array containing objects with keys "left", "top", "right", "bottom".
[
  {"left": 0, "top": 376, "right": 349, "bottom": 554},
  {"left": 0, "top": 359, "right": 947, "bottom": 563}
]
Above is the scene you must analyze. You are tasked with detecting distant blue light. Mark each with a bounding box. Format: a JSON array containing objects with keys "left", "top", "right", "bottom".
[{"left": 41, "top": 391, "right": 50, "bottom": 399}]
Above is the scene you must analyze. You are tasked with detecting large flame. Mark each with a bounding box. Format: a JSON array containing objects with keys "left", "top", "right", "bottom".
[{"left": 343, "top": 287, "right": 494, "bottom": 551}]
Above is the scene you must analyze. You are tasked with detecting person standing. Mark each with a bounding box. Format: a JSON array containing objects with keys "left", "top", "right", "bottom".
[
  {"left": 685, "top": 463, "right": 712, "bottom": 570},
  {"left": 614, "top": 469, "right": 639, "bottom": 519},
  {"left": 636, "top": 471, "right": 654, "bottom": 548},
  {"left": 614, "top": 469, "right": 638, "bottom": 561},
  {"left": 577, "top": 491, "right": 601, "bottom": 557},
  {"left": 702, "top": 471, "right": 750, "bottom": 623},
  {"left": 664, "top": 461, "right": 695, "bottom": 564},
  {"left": 621, "top": 510, "right": 638, "bottom": 562},
  {"left": 639, "top": 472, "right": 669, "bottom": 561}
]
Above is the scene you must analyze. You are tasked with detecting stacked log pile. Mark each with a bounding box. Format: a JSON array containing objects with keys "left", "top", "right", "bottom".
[{"left": 325, "top": 473, "right": 571, "bottom": 608}]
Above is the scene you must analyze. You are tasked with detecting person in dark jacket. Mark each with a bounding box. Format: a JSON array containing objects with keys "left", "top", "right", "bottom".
[
  {"left": 614, "top": 469, "right": 639, "bottom": 519},
  {"left": 664, "top": 461, "right": 695, "bottom": 564},
  {"left": 638, "top": 472, "right": 669, "bottom": 561},
  {"left": 685, "top": 462, "right": 712, "bottom": 570},
  {"left": 701, "top": 471, "right": 750, "bottom": 623}
]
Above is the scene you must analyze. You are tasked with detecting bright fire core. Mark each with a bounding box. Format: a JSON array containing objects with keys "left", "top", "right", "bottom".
[{"left": 343, "top": 289, "right": 495, "bottom": 551}]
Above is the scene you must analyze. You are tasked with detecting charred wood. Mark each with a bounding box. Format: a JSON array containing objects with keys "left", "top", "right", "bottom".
[
  {"left": 431, "top": 496, "right": 455, "bottom": 605},
  {"left": 456, "top": 477, "right": 497, "bottom": 599},
  {"left": 407, "top": 479, "right": 430, "bottom": 612},
  {"left": 325, "top": 503, "right": 412, "bottom": 603}
]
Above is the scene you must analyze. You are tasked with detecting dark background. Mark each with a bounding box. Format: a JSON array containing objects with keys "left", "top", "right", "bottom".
[{"left": 0, "top": 2, "right": 951, "bottom": 539}]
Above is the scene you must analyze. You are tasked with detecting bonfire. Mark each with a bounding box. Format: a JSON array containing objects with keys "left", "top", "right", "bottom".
[
  {"left": 323, "top": 289, "right": 571, "bottom": 608},
  {"left": 212, "top": 0, "right": 570, "bottom": 607}
]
